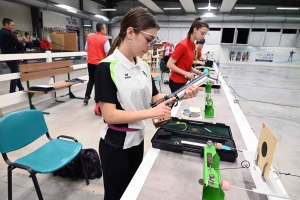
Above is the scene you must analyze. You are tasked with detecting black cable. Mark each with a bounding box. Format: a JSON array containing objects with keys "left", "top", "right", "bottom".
[
  {"left": 216, "top": 160, "right": 250, "bottom": 170},
  {"left": 228, "top": 86, "right": 300, "bottom": 108},
  {"left": 273, "top": 166, "right": 300, "bottom": 179}
]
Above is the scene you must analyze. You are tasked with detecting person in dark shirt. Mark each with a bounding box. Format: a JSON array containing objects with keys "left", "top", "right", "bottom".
[{"left": 0, "top": 18, "right": 24, "bottom": 93}]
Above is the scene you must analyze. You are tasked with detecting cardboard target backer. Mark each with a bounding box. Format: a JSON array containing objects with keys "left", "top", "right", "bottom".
[{"left": 254, "top": 123, "right": 278, "bottom": 182}]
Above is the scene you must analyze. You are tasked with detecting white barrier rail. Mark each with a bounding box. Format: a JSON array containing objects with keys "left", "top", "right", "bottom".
[{"left": 0, "top": 51, "right": 88, "bottom": 111}]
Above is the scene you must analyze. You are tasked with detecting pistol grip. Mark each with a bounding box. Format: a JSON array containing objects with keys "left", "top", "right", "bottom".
[{"left": 152, "top": 114, "right": 172, "bottom": 128}]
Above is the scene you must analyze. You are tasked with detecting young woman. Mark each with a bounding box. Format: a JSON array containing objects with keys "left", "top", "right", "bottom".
[
  {"left": 23, "top": 32, "right": 34, "bottom": 49},
  {"left": 94, "top": 7, "right": 199, "bottom": 200},
  {"left": 167, "top": 17, "right": 209, "bottom": 92}
]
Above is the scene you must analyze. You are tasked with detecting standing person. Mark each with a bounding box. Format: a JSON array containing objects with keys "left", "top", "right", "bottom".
[
  {"left": 83, "top": 23, "right": 110, "bottom": 106},
  {"left": 193, "top": 39, "right": 206, "bottom": 68},
  {"left": 0, "top": 18, "right": 24, "bottom": 93},
  {"left": 287, "top": 50, "right": 295, "bottom": 63},
  {"left": 167, "top": 17, "right": 209, "bottom": 92},
  {"left": 94, "top": 7, "right": 199, "bottom": 200},
  {"left": 162, "top": 41, "right": 174, "bottom": 65}
]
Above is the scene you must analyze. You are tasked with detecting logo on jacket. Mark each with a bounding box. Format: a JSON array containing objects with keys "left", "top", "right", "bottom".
[
  {"left": 142, "top": 71, "right": 147, "bottom": 77},
  {"left": 124, "top": 73, "right": 131, "bottom": 79}
]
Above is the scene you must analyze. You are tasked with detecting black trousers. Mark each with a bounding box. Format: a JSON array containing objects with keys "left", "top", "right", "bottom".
[
  {"left": 85, "top": 63, "right": 97, "bottom": 99},
  {"left": 6, "top": 60, "right": 24, "bottom": 93},
  {"left": 163, "top": 56, "right": 170, "bottom": 65},
  {"left": 169, "top": 78, "right": 186, "bottom": 93},
  {"left": 99, "top": 138, "right": 144, "bottom": 200}
]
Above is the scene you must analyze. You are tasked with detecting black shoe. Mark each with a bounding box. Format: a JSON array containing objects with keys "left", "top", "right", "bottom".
[{"left": 83, "top": 97, "right": 89, "bottom": 105}]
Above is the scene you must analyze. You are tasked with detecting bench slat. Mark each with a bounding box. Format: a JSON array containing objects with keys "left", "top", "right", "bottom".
[
  {"left": 23, "top": 81, "right": 80, "bottom": 94},
  {"left": 20, "top": 60, "right": 73, "bottom": 73},
  {"left": 21, "top": 67, "right": 73, "bottom": 82}
]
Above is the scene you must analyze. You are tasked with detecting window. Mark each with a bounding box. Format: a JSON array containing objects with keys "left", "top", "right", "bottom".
[
  {"left": 236, "top": 28, "right": 249, "bottom": 44},
  {"left": 209, "top": 28, "right": 221, "bottom": 31},
  {"left": 282, "top": 29, "right": 297, "bottom": 34},
  {"left": 221, "top": 28, "right": 235, "bottom": 43},
  {"left": 267, "top": 29, "right": 281, "bottom": 32}
]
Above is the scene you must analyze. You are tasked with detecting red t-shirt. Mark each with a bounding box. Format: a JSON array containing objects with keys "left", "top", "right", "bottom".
[
  {"left": 170, "top": 37, "right": 195, "bottom": 83},
  {"left": 198, "top": 48, "right": 202, "bottom": 59}
]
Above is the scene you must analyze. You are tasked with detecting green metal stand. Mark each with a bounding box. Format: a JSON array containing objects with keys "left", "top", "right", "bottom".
[
  {"left": 200, "top": 142, "right": 224, "bottom": 200},
  {"left": 205, "top": 81, "right": 212, "bottom": 93},
  {"left": 205, "top": 94, "right": 214, "bottom": 118}
]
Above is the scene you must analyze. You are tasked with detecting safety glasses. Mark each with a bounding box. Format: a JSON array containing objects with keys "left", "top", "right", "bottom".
[{"left": 140, "top": 31, "right": 162, "bottom": 47}]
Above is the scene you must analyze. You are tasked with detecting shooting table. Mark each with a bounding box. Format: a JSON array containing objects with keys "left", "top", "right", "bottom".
[{"left": 121, "top": 66, "right": 288, "bottom": 200}]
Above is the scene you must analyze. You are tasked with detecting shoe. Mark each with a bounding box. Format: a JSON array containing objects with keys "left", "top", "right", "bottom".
[{"left": 83, "top": 97, "right": 89, "bottom": 105}]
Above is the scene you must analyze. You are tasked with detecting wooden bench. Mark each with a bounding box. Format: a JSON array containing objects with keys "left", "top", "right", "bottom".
[{"left": 20, "top": 60, "right": 84, "bottom": 114}]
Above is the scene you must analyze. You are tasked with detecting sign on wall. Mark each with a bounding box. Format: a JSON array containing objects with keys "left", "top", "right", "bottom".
[
  {"left": 66, "top": 16, "right": 79, "bottom": 26},
  {"left": 228, "top": 46, "right": 299, "bottom": 64}
]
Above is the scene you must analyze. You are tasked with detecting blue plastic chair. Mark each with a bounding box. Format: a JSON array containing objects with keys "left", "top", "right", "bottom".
[
  {"left": 0, "top": 110, "right": 89, "bottom": 200},
  {"left": 153, "top": 76, "right": 162, "bottom": 93}
]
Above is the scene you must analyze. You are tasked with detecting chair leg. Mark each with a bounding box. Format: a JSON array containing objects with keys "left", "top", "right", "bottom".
[
  {"left": 7, "top": 166, "right": 13, "bottom": 200},
  {"left": 80, "top": 151, "right": 90, "bottom": 185},
  {"left": 30, "top": 172, "right": 44, "bottom": 200}
]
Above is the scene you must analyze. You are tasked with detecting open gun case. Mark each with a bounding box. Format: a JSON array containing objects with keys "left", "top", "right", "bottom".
[{"left": 151, "top": 117, "right": 238, "bottom": 162}]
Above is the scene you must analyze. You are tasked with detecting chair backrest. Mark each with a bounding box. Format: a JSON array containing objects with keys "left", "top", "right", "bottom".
[
  {"left": 0, "top": 110, "right": 48, "bottom": 154},
  {"left": 20, "top": 60, "right": 73, "bottom": 82}
]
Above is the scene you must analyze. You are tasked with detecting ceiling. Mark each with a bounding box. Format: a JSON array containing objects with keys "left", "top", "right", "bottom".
[{"left": 92, "top": 0, "right": 300, "bottom": 17}]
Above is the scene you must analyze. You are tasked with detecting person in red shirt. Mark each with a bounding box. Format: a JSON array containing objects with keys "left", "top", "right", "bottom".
[
  {"left": 40, "top": 36, "right": 51, "bottom": 51},
  {"left": 84, "top": 23, "right": 110, "bottom": 105},
  {"left": 167, "top": 17, "right": 209, "bottom": 92},
  {"left": 161, "top": 41, "right": 174, "bottom": 65}
]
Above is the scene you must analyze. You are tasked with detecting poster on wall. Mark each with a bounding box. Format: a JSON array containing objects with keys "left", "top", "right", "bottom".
[{"left": 228, "top": 47, "right": 299, "bottom": 64}]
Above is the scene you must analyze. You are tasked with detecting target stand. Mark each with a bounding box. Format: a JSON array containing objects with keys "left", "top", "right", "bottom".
[{"left": 242, "top": 123, "right": 290, "bottom": 199}]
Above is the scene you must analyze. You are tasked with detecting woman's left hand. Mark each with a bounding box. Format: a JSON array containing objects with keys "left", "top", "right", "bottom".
[{"left": 182, "top": 84, "right": 199, "bottom": 99}]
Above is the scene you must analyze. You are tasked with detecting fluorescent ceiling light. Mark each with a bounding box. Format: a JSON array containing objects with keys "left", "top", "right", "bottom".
[
  {"left": 202, "top": 12, "right": 215, "bottom": 17},
  {"left": 163, "top": 8, "right": 182, "bottom": 10},
  {"left": 198, "top": 3, "right": 217, "bottom": 11},
  {"left": 276, "top": 7, "right": 299, "bottom": 10},
  {"left": 94, "top": 15, "right": 109, "bottom": 21},
  {"left": 67, "top": 9, "right": 77, "bottom": 13},
  {"left": 235, "top": 7, "right": 256, "bottom": 9},
  {"left": 101, "top": 8, "right": 117, "bottom": 11},
  {"left": 84, "top": 25, "right": 91, "bottom": 27}
]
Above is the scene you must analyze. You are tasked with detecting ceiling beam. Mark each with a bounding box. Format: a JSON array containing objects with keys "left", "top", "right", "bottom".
[
  {"left": 179, "top": 0, "right": 196, "bottom": 13},
  {"left": 138, "top": 0, "right": 164, "bottom": 13},
  {"left": 219, "top": 0, "right": 237, "bottom": 12}
]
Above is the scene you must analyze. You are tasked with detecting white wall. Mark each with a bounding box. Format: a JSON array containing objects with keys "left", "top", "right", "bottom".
[
  {"left": 0, "top": 1, "right": 32, "bottom": 33},
  {"left": 42, "top": 11, "right": 80, "bottom": 29}
]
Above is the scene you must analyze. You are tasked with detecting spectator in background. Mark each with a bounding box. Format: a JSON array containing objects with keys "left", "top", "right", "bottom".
[
  {"left": 193, "top": 39, "right": 206, "bottom": 67},
  {"left": 162, "top": 41, "right": 174, "bottom": 65},
  {"left": 0, "top": 18, "right": 24, "bottom": 93},
  {"left": 40, "top": 36, "right": 51, "bottom": 51},
  {"left": 12, "top": 30, "right": 18, "bottom": 39},
  {"left": 23, "top": 32, "right": 34, "bottom": 49},
  {"left": 83, "top": 23, "right": 110, "bottom": 107}
]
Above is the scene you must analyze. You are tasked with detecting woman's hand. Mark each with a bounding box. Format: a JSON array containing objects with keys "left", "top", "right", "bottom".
[
  {"left": 150, "top": 97, "right": 175, "bottom": 117},
  {"left": 185, "top": 72, "right": 197, "bottom": 80},
  {"left": 198, "top": 61, "right": 205, "bottom": 66},
  {"left": 182, "top": 85, "right": 199, "bottom": 99}
]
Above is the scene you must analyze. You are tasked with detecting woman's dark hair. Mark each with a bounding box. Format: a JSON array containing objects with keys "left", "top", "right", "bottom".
[
  {"left": 107, "top": 7, "right": 160, "bottom": 56},
  {"left": 25, "top": 32, "right": 30, "bottom": 36},
  {"left": 187, "top": 17, "right": 209, "bottom": 38}
]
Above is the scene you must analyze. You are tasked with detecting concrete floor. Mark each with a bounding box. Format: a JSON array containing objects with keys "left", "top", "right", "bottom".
[{"left": 0, "top": 62, "right": 299, "bottom": 199}]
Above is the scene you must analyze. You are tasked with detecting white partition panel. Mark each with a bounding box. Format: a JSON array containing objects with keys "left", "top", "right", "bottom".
[
  {"left": 206, "top": 31, "right": 222, "bottom": 45},
  {"left": 180, "top": 28, "right": 189, "bottom": 40},
  {"left": 296, "top": 34, "right": 300, "bottom": 47},
  {"left": 158, "top": 28, "right": 169, "bottom": 41},
  {"left": 168, "top": 28, "right": 181, "bottom": 44},
  {"left": 264, "top": 32, "right": 281, "bottom": 47},
  {"left": 280, "top": 34, "right": 298, "bottom": 47},
  {"left": 248, "top": 32, "right": 265, "bottom": 46}
]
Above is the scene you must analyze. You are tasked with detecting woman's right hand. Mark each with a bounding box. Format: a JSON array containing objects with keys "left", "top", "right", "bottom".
[
  {"left": 185, "top": 72, "right": 196, "bottom": 80},
  {"left": 150, "top": 97, "right": 175, "bottom": 117}
]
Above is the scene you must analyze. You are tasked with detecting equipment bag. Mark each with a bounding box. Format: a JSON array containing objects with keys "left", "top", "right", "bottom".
[{"left": 54, "top": 148, "right": 102, "bottom": 180}]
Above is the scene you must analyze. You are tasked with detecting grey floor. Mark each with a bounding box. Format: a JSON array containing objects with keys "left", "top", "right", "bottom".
[{"left": 0, "top": 63, "right": 299, "bottom": 199}]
